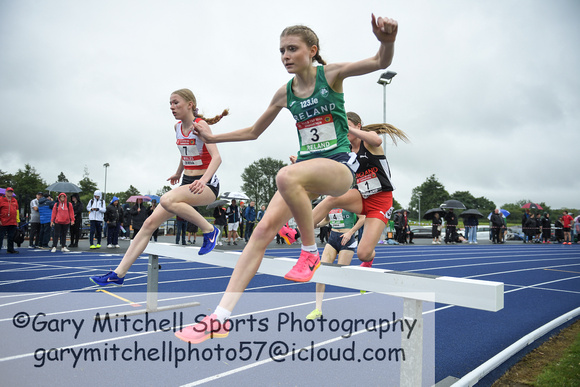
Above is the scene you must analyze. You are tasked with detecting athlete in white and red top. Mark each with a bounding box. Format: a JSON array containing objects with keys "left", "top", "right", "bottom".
[{"left": 89, "top": 88, "right": 227, "bottom": 288}]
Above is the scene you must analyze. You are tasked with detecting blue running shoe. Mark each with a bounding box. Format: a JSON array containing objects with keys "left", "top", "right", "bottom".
[
  {"left": 199, "top": 226, "right": 220, "bottom": 255},
  {"left": 89, "top": 271, "right": 124, "bottom": 287}
]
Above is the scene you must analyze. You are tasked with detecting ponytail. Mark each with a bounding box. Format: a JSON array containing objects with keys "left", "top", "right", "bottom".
[
  {"left": 347, "top": 111, "right": 410, "bottom": 145},
  {"left": 195, "top": 109, "right": 230, "bottom": 125}
]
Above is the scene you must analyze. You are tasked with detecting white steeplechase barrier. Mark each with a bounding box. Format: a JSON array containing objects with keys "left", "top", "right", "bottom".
[{"left": 135, "top": 242, "right": 504, "bottom": 386}]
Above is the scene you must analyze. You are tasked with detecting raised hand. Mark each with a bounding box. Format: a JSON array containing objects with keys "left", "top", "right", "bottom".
[{"left": 371, "top": 14, "right": 398, "bottom": 44}]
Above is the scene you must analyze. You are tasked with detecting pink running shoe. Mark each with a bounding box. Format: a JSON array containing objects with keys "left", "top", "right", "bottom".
[
  {"left": 359, "top": 259, "right": 374, "bottom": 268},
  {"left": 284, "top": 250, "right": 320, "bottom": 282},
  {"left": 175, "top": 314, "right": 231, "bottom": 344},
  {"left": 279, "top": 224, "right": 297, "bottom": 245}
]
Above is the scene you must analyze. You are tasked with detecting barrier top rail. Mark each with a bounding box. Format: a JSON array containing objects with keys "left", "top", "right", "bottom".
[{"left": 143, "top": 243, "right": 504, "bottom": 312}]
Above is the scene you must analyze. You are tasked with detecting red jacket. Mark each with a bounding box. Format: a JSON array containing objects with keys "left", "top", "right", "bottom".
[
  {"left": 562, "top": 214, "right": 574, "bottom": 228},
  {"left": 51, "top": 194, "right": 75, "bottom": 225},
  {"left": 0, "top": 196, "right": 19, "bottom": 226}
]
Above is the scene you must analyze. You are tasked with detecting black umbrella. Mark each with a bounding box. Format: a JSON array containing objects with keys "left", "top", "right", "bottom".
[
  {"left": 46, "top": 181, "right": 82, "bottom": 193},
  {"left": 440, "top": 199, "right": 466, "bottom": 210},
  {"left": 423, "top": 208, "right": 445, "bottom": 220},
  {"left": 459, "top": 209, "right": 484, "bottom": 218}
]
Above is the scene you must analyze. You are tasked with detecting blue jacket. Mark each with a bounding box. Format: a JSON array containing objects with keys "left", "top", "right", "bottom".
[
  {"left": 244, "top": 206, "right": 256, "bottom": 222},
  {"left": 38, "top": 197, "right": 54, "bottom": 224}
]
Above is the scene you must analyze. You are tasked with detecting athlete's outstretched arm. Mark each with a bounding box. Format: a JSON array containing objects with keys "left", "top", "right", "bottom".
[{"left": 193, "top": 86, "right": 286, "bottom": 144}]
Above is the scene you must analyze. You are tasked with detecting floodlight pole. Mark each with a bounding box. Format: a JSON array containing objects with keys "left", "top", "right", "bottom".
[
  {"left": 417, "top": 191, "right": 422, "bottom": 226},
  {"left": 103, "top": 163, "right": 110, "bottom": 203},
  {"left": 377, "top": 71, "right": 397, "bottom": 155}
]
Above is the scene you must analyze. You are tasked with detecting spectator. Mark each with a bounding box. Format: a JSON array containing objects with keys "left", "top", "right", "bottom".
[
  {"left": 0, "top": 187, "right": 20, "bottom": 254},
  {"left": 524, "top": 214, "right": 538, "bottom": 243},
  {"left": 257, "top": 205, "right": 266, "bottom": 222},
  {"left": 187, "top": 222, "right": 198, "bottom": 244},
  {"left": 562, "top": 210, "right": 574, "bottom": 245},
  {"left": 554, "top": 216, "right": 564, "bottom": 243},
  {"left": 130, "top": 197, "right": 149, "bottom": 239},
  {"left": 175, "top": 216, "right": 188, "bottom": 245},
  {"left": 521, "top": 209, "right": 531, "bottom": 243},
  {"left": 105, "top": 196, "right": 124, "bottom": 248},
  {"left": 490, "top": 209, "right": 503, "bottom": 244},
  {"left": 149, "top": 200, "right": 160, "bottom": 242},
  {"left": 69, "top": 193, "right": 83, "bottom": 248},
  {"left": 29, "top": 192, "right": 43, "bottom": 248},
  {"left": 238, "top": 201, "right": 245, "bottom": 242},
  {"left": 213, "top": 206, "right": 227, "bottom": 246},
  {"left": 121, "top": 203, "right": 132, "bottom": 239},
  {"left": 87, "top": 190, "right": 106, "bottom": 249},
  {"left": 431, "top": 212, "right": 442, "bottom": 244},
  {"left": 464, "top": 214, "right": 479, "bottom": 244},
  {"left": 244, "top": 201, "right": 257, "bottom": 242},
  {"left": 226, "top": 199, "right": 241, "bottom": 245},
  {"left": 444, "top": 209, "right": 458, "bottom": 244},
  {"left": 574, "top": 215, "right": 580, "bottom": 244},
  {"left": 38, "top": 193, "right": 54, "bottom": 249},
  {"left": 50, "top": 193, "right": 75, "bottom": 252},
  {"left": 541, "top": 212, "right": 551, "bottom": 244},
  {"left": 402, "top": 210, "right": 414, "bottom": 244},
  {"left": 535, "top": 213, "right": 542, "bottom": 243}
]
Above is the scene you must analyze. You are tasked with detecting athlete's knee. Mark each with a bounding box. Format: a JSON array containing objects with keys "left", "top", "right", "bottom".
[
  {"left": 276, "top": 166, "right": 299, "bottom": 191},
  {"left": 159, "top": 192, "right": 176, "bottom": 210},
  {"left": 357, "top": 245, "right": 375, "bottom": 262}
]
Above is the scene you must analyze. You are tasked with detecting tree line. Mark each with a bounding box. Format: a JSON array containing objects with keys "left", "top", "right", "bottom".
[{"left": 3, "top": 163, "right": 575, "bottom": 224}]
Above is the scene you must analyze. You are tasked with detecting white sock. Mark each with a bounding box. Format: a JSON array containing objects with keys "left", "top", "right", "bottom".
[
  {"left": 301, "top": 243, "right": 318, "bottom": 253},
  {"left": 213, "top": 306, "right": 231, "bottom": 322}
]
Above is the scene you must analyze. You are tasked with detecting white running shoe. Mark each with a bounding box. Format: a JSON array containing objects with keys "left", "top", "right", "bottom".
[
  {"left": 62, "top": 247, "right": 70, "bottom": 252},
  {"left": 51, "top": 247, "right": 56, "bottom": 253},
  {"left": 107, "top": 244, "right": 113, "bottom": 248}
]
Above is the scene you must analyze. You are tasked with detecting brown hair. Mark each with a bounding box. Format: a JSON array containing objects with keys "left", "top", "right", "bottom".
[
  {"left": 346, "top": 111, "right": 410, "bottom": 145},
  {"left": 172, "top": 88, "right": 229, "bottom": 125},
  {"left": 280, "top": 25, "right": 326, "bottom": 65}
]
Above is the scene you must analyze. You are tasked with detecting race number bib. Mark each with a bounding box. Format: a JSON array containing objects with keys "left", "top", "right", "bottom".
[
  {"left": 329, "top": 208, "right": 346, "bottom": 229},
  {"left": 357, "top": 173, "right": 381, "bottom": 198},
  {"left": 177, "top": 139, "right": 202, "bottom": 166},
  {"left": 297, "top": 114, "right": 338, "bottom": 154}
]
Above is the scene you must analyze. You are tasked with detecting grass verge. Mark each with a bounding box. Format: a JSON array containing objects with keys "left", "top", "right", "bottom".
[{"left": 492, "top": 319, "right": 580, "bottom": 386}]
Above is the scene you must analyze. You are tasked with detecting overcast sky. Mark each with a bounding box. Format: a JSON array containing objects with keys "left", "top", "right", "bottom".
[{"left": 1, "top": 0, "right": 579, "bottom": 209}]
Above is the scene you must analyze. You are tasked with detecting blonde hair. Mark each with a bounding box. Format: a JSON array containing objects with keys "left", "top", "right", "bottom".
[
  {"left": 280, "top": 25, "right": 326, "bottom": 65},
  {"left": 172, "top": 88, "right": 229, "bottom": 125},
  {"left": 347, "top": 111, "right": 410, "bottom": 145}
]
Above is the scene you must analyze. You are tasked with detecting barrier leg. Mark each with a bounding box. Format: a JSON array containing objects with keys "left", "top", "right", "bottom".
[
  {"left": 95, "top": 252, "right": 201, "bottom": 320},
  {"left": 401, "top": 298, "right": 423, "bottom": 387},
  {"left": 146, "top": 253, "right": 159, "bottom": 311}
]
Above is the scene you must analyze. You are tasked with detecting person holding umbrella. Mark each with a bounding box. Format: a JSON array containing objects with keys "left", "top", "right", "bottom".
[
  {"left": 432, "top": 213, "right": 442, "bottom": 244},
  {"left": 89, "top": 88, "right": 227, "bottom": 287},
  {"left": 50, "top": 193, "right": 75, "bottom": 253}
]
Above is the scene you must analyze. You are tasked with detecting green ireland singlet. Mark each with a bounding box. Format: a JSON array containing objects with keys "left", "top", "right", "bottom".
[
  {"left": 328, "top": 208, "right": 357, "bottom": 230},
  {"left": 286, "top": 66, "right": 351, "bottom": 160}
]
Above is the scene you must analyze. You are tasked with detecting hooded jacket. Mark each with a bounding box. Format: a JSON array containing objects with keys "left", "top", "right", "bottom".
[
  {"left": 86, "top": 190, "right": 106, "bottom": 221},
  {"left": 105, "top": 196, "right": 124, "bottom": 226},
  {"left": 51, "top": 193, "right": 75, "bottom": 225}
]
